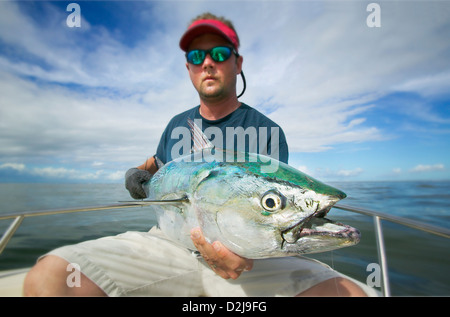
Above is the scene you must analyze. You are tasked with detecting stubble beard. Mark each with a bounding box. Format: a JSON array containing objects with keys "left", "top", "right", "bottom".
[{"left": 199, "top": 81, "right": 225, "bottom": 100}]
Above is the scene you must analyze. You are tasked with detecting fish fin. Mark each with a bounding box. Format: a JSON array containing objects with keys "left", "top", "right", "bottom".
[
  {"left": 154, "top": 155, "right": 164, "bottom": 169},
  {"left": 187, "top": 118, "right": 214, "bottom": 152},
  {"left": 119, "top": 196, "right": 189, "bottom": 205}
]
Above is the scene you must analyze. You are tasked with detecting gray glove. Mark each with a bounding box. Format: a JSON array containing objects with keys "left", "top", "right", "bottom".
[{"left": 125, "top": 168, "right": 152, "bottom": 199}]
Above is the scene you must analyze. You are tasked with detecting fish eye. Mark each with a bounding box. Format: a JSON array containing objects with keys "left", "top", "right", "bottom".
[{"left": 260, "top": 190, "right": 286, "bottom": 213}]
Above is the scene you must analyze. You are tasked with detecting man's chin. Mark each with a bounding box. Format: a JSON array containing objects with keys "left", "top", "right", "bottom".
[{"left": 200, "top": 89, "right": 224, "bottom": 100}]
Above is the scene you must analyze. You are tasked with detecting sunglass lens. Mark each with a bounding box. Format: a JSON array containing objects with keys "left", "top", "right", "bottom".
[
  {"left": 210, "top": 47, "right": 232, "bottom": 62},
  {"left": 187, "top": 50, "right": 206, "bottom": 65}
]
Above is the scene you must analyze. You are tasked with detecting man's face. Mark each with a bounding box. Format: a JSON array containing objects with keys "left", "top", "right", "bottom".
[{"left": 186, "top": 33, "right": 243, "bottom": 102}]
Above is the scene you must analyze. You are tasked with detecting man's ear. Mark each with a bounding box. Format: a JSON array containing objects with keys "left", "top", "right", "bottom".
[{"left": 236, "top": 55, "right": 243, "bottom": 74}]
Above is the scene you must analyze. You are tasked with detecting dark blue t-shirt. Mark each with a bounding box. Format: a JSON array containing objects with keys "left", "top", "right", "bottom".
[{"left": 155, "top": 103, "right": 289, "bottom": 165}]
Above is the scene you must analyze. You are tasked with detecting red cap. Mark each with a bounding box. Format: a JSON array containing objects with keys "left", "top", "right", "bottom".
[{"left": 179, "top": 19, "right": 239, "bottom": 52}]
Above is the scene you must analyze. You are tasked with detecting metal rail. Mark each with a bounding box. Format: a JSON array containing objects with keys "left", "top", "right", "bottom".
[
  {"left": 0, "top": 198, "right": 188, "bottom": 254},
  {"left": 334, "top": 204, "right": 450, "bottom": 239},
  {"left": 0, "top": 202, "right": 145, "bottom": 254},
  {"left": 1, "top": 202, "right": 449, "bottom": 296},
  {"left": 334, "top": 203, "right": 450, "bottom": 297}
]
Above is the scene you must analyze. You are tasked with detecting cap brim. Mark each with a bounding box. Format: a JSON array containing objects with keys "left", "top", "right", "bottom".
[{"left": 179, "top": 24, "right": 237, "bottom": 52}]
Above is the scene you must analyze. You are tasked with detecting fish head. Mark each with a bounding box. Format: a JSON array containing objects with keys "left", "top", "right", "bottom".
[{"left": 193, "top": 160, "right": 360, "bottom": 258}]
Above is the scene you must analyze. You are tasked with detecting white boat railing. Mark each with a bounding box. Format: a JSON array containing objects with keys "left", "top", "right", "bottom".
[
  {"left": 333, "top": 203, "right": 450, "bottom": 296},
  {"left": 1, "top": 202, "right": 449, "bottom": 296}
]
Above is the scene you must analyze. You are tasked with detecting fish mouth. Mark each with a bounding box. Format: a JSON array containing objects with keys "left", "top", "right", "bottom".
[{"left": 281, "top": 212, "right": 361, "bottom": 246}]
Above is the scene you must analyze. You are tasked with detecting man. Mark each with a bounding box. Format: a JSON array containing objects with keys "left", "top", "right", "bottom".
[{"left": 24, "top": 13, "right": 368, "bottom": 296}]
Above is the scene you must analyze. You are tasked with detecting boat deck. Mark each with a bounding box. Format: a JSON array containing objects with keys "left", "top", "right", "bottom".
[{"left": 0, "top": 268, "right": 28, "bottom": 297}]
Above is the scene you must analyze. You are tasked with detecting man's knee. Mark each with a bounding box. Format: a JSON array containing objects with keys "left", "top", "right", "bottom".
[
  {"left": 23, "top": 255, "right": 71, "bottom": 296},
  {"left": 297, "top": 277, "right": 367, "bottom": 297},
  {"left": 23, "top": 255, "right": 106, "bottom": 296}
]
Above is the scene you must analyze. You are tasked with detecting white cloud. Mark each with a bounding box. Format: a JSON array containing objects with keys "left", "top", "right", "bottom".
[
  {"left": 296, "top": 165, "right": 311, "bottom": 175},
  {"left": 410, "top": 164, "right": 445, "bottom": 173},
  {"left": 30, "top": 166, "right": 95, "bottom": 180},
  {"left": 336, "top": 168, "right": 364, "bottom": 177},
  {"left": 0, "top": 162, "right": 125, "bottom": 182},
  {"left": 311, "top": 166, "right": 365, "bottom": 180},
  {"left": 394, "top": 71, "right": 450, "bottom": 97},
  {"left": 0, "top": 163, "right": 26, "bottom": 172},
  {"left": 106, "top": 170, "right": 126, "bottom": 181}
]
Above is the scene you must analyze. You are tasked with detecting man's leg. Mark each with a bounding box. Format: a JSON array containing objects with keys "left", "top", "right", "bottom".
[
  {"left": 297, "top": 277, "right": 367, "bottom": 297},
  {"left": 23, "top": 255, "right": 106, "bottom": 296},
  {"left": 24, "top": 229, "right": 206, "bottom": 297}
]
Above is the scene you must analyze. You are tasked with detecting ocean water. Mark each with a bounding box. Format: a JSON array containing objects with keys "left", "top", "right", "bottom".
[{"left": 0, "top": 181, "right": 449, "bottom": 296}]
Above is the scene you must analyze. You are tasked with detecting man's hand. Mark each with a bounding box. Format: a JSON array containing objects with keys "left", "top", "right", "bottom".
[
  {"left": 125, "top": 168, "right": 152, "bottom": 199},
  {"left": 190, "top": 227, "right": 253, "bottom": 280}
]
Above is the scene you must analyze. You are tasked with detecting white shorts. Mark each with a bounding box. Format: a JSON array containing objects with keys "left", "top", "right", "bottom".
[{"left": 44, "top": 227, "right": 376, "bottom": 297}]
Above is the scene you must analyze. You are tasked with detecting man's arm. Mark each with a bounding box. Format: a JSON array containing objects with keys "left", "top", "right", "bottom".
[{"left": 137, "top": 156, "right": 159, "bottom": 174}]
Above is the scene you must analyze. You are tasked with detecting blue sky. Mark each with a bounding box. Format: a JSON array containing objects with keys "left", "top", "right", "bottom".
[{"left": 0, "top": 0, "right": 449, "bottom": 183}]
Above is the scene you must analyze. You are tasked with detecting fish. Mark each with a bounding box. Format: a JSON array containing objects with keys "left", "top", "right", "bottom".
[{"left": 141, "top": 119, "right": 360, "bottom": 259}]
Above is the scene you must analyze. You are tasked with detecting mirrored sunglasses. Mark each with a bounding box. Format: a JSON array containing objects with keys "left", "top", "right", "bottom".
[{"left": 186, "top": 46, "right": 238, "bottom": 65}]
